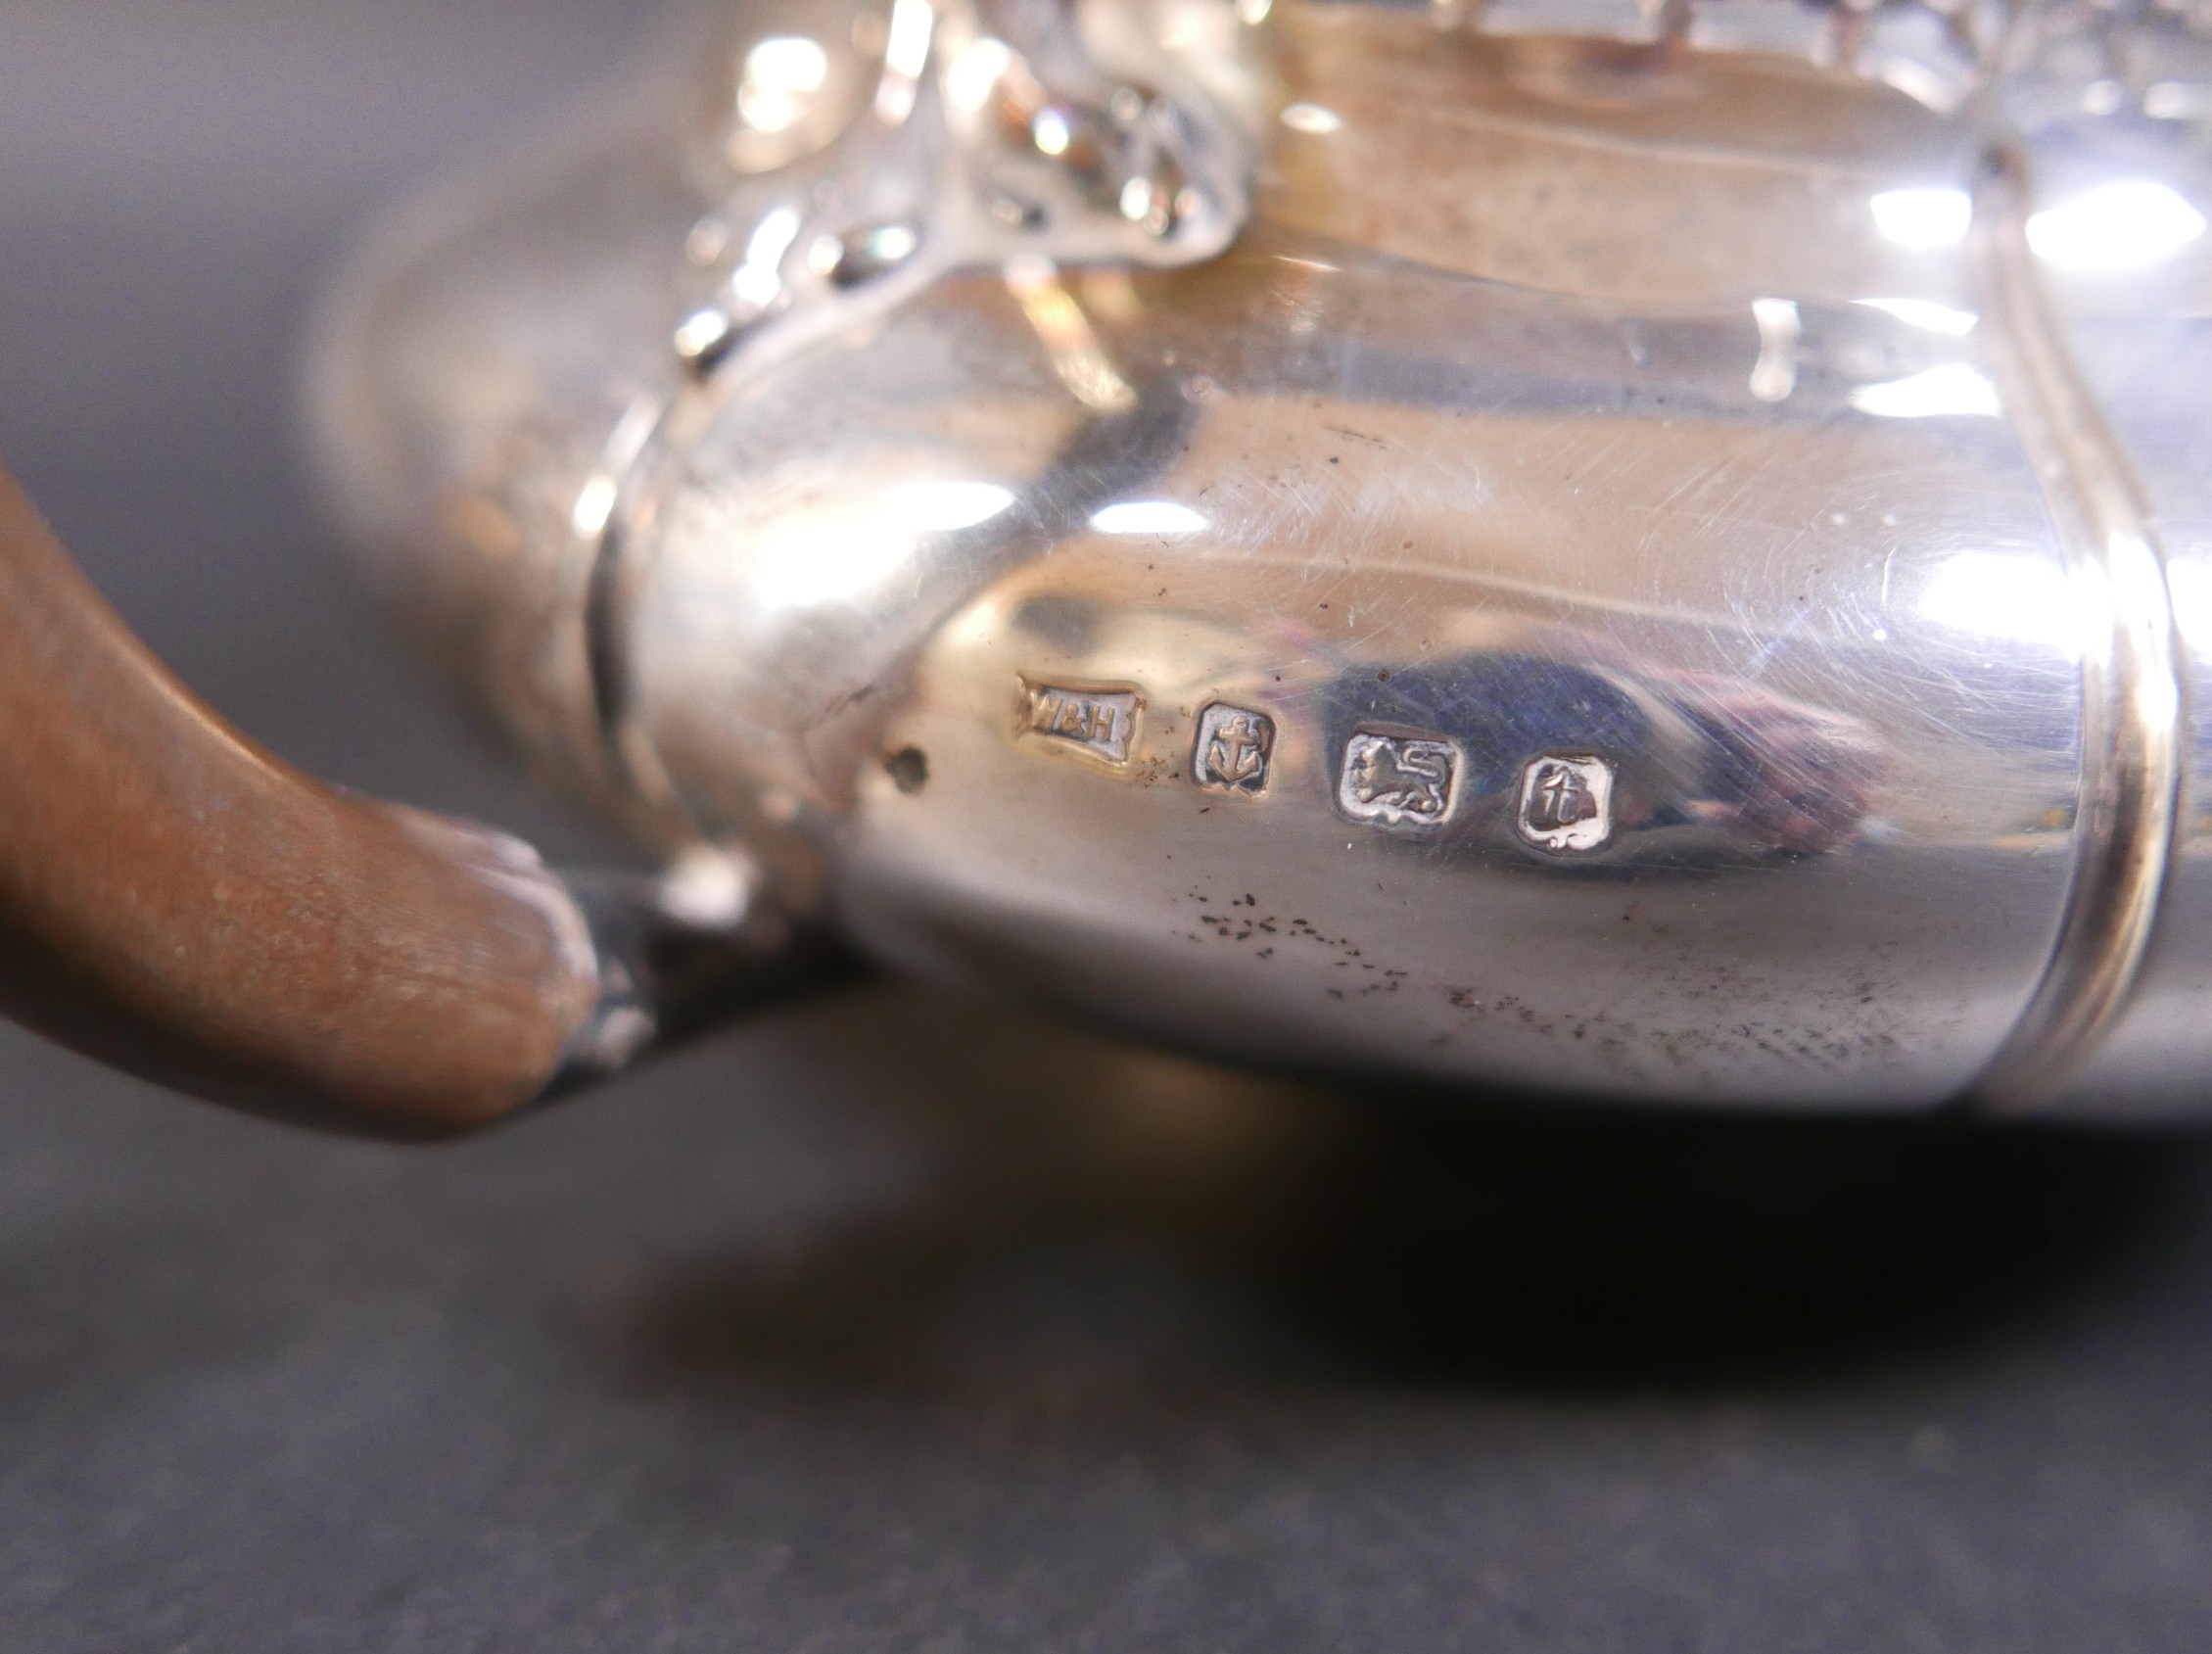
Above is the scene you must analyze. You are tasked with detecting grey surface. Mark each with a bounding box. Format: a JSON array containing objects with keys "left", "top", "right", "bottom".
[{"left": 1, "top": 3, "right": 2211, "bottom": 1648}]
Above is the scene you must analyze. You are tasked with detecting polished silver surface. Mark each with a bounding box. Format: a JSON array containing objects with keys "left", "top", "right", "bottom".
[
  {"left": 1967, "top": 145, "right": 2184, "bottom": 1113},
  {"left": 313, "top": 0, "right": 2212, "bottom": 1115},
  {"left": 2000, "top": 1, "right": 2212, "bottom": 1118}
]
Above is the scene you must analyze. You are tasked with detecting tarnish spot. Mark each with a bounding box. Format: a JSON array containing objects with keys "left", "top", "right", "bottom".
[{"left": 884, "top": 747, "right": 930, "bottom": 794}]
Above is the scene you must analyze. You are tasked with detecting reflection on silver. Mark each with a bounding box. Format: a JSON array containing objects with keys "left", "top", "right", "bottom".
[
  {"left": 1278, "top": 102, "right": 1341, "bottom": 134},
  {"left": 316, "top": 0, "right": 2212, "bottom": 1119},
  {"left": 1918, "top": 551, "right": 2084, "bottom": 653},
  {"left": 1852, "top": 296, "right": 1977, "bottom": 337},
  {"left": 1006, "top": 256, "right": 1138, "bottom": 412},
  {"left": 2026, "top": 180, "right": 2208, "bottom": 272},
  {"left": 1748, "top": 296, "right": 1801, "bottom": 402},
  {"left": 1090, "top": 499, "right": 1206, "bottom": 536},
  {"left": 1871, "top": 187, "right": 1972, "bottom": 248},
  {"left": 737, "top": 36, "right": 830, "bottom": 136},
  {"left": 1847, "top": 361, "right": 2001, "bottom": 419}
]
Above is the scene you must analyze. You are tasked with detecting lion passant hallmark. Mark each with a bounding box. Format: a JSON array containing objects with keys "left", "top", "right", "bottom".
[{"left": 1338, "top": 731, "right": 1459, "bottom": 828}]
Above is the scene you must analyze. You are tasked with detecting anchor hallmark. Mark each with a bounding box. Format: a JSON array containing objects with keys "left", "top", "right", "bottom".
[
  {"left": 1021, "top": 680, "right": 1140, "bottom": 766},
  {"left": 1192, "top": 703, "right": 1275, "bottom": 797},
  {"left": 1518, "top": 754, "right": 1615, "bottom": 852},
  {"left": 1339, "top": 730, "right": 1459, "bottom": 827}
]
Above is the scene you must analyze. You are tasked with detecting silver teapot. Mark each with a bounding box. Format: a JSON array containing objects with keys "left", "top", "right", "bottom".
[{"left": 5, "top": 0, "right": 2209, "bottom": 1132}]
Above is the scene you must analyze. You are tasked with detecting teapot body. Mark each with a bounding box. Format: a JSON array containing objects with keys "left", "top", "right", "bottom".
[{"left": 315, "top": 0, "right": 2212, "bottom": 1116}]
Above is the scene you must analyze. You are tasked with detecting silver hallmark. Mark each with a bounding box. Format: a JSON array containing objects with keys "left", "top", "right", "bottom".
[
  {"left": 1339, "top": 731, "right": 1458, "bottom": 827},
  {"left": 1518, "top": 754, "right": 1615, "bottom": 852},
  {"left": 1022, "top": 680, "right": 1139, "bottom": 766},
  {"left": 1192, "top": 703, "right": 1275, "bottom": 796}
]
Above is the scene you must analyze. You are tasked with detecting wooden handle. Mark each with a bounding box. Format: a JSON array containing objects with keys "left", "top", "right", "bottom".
[{"left": 0, "top": 465, "right": 612, "bottom": 1135}]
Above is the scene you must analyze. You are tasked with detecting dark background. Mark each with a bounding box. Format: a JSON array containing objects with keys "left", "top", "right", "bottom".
[{"left": 2, "top": 2, "right": 2210, "bottom": 1647}]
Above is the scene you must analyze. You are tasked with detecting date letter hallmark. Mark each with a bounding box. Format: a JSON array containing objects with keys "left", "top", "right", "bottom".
[
  {"left": 1339, "top": 731, "right": 1458, "bottom": 827},
  {"left": 1021, "top": 680, "right": 1139, "bottom": 766},
  {"left": 1518, "top": 754, "right": 1615, "bottom": 852},
  {"left": 1192, "top": 703, "right": 1275, "bottom": 797}
]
